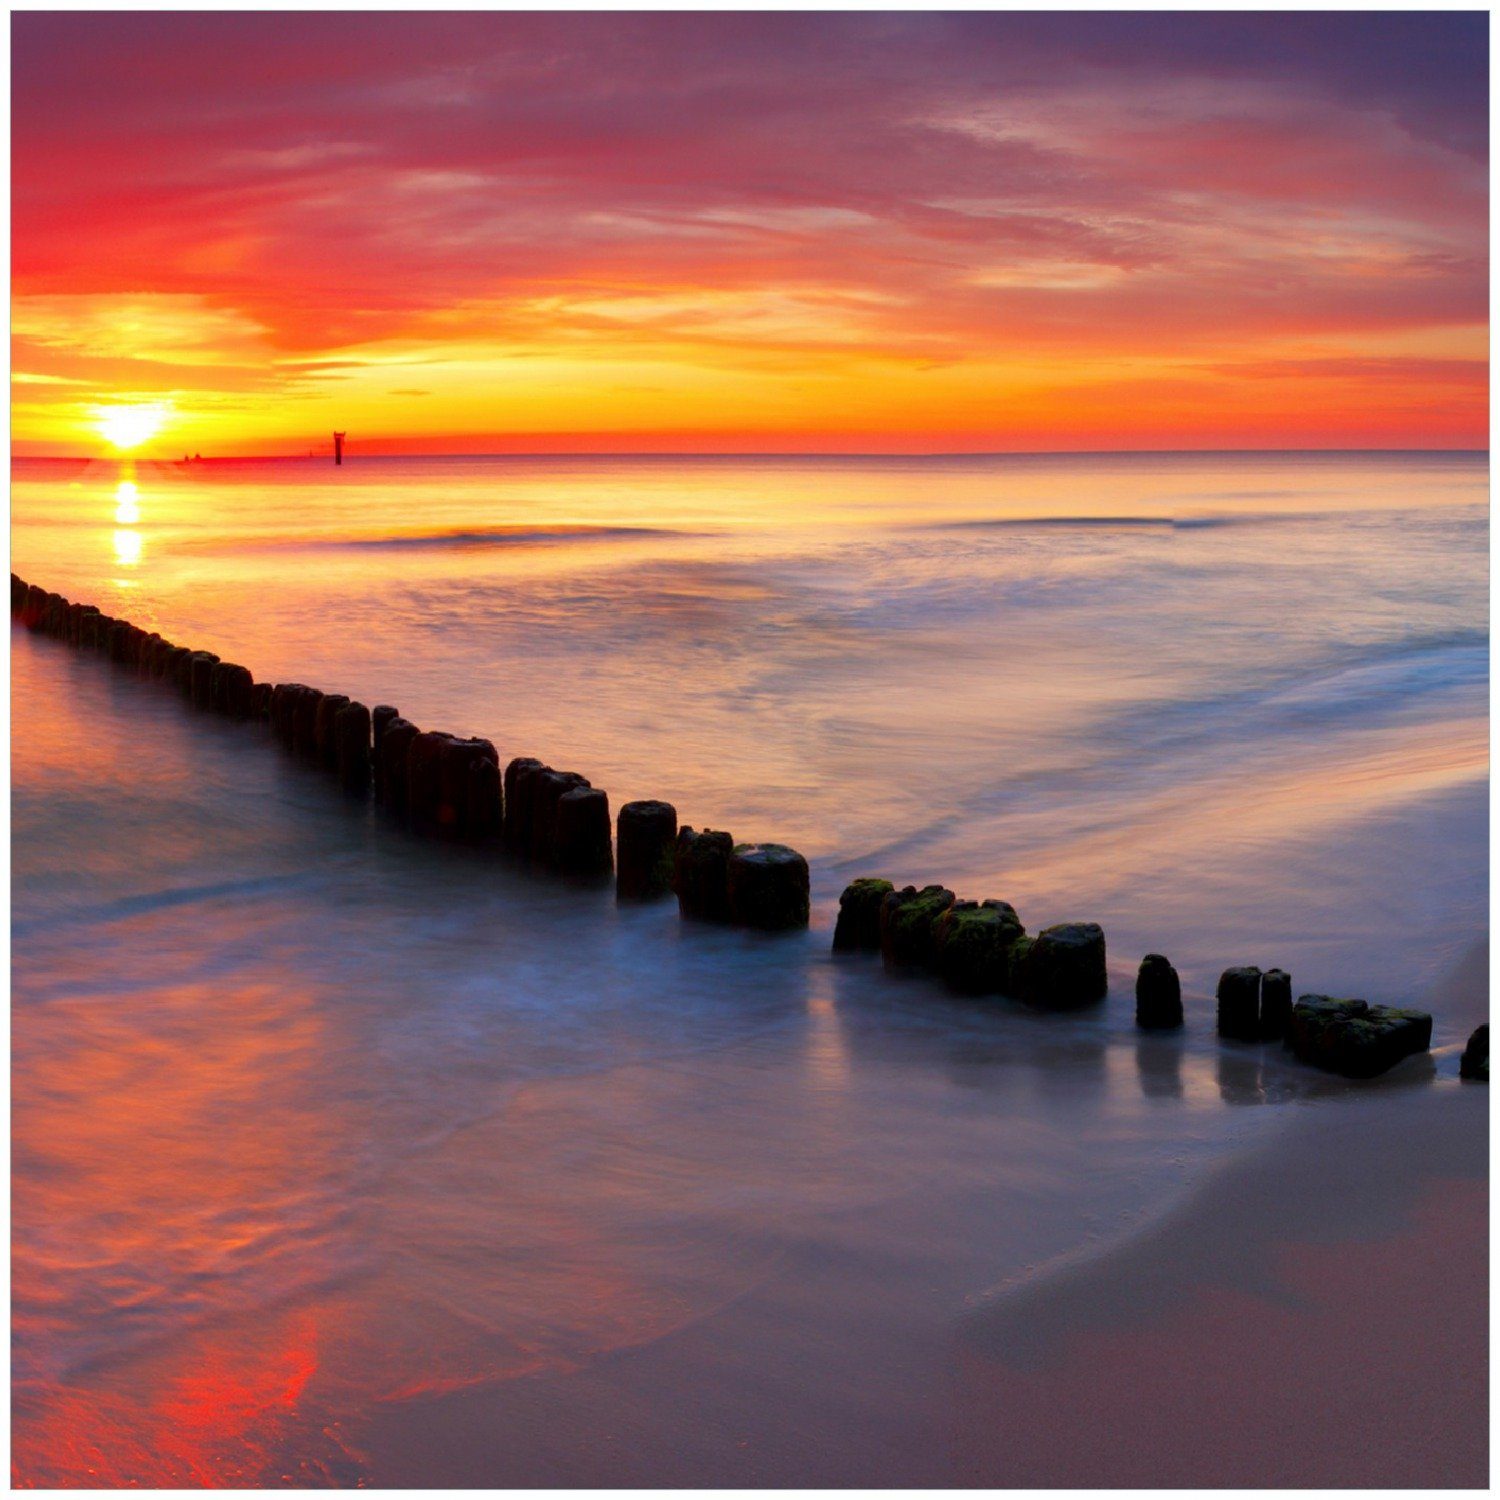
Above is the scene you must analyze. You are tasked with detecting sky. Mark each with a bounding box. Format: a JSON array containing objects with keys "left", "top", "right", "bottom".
[{"left": 10, "top": 11, "right": 1489, "bottom": 457}]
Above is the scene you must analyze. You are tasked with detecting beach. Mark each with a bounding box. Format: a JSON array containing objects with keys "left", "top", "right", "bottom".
[
  {"left": 359, "top": 949, "right": 1489, "bottom": 1487},
  {"left": 11, "top": 450, "right": 1488, "bottom": 1486}
]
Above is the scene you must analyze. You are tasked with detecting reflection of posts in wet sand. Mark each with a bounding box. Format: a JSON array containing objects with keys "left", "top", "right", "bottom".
[
  {"left": 802, "top": 953, "right": 853, "bottom": 1095},
  {"left": 1217, "top": 1045, "right": 1266, "bottom": 1106},
  {"left": 942, "top": 1028, "right": 1108, "bottom": 1099},
  {"left": 804, "top": 993, "right": 852, "bottom": 1093},
  {"left": 1135, "top": 1033, "right": 1184, "bottom": 1100}
]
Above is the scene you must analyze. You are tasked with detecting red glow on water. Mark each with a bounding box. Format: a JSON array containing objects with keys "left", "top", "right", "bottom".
[{"left": 12, "top": 1311, "right": 329, "bottom": 1488}]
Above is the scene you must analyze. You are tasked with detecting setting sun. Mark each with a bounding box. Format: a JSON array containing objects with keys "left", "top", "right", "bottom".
[{"left": 94, "top": 402, "right": 170, "bottom": 452}]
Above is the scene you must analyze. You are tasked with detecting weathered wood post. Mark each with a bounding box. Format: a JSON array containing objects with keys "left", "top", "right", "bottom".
[
  {"left": 879, "top": 885, "right": 956, "bottom": 970},
  {"left": 1216, "top": 966, "right": 1263, "bottom": 1041},
  {"left": 673, "top": 828, "right": 734, "bottom": 921},
  {"left": 727, "top": 843, "right": 810, "bottom": 929},
  {"left": 503, "top": 757, "right": 545, "bottom": 850},
  {"left": 1135, "top": 953, "right": 1183, "bottom": 1029},
  {"left": 555, "top": 785, "right": 612, "bottom": 877},
  {"left": 378, "top": 718, "right": 421, "bottom": 814},
  {"left": 334, "top": 701, "right": 372, "bottom": 792},
  {"left": 1259, "top": 968, "right": 1293, "bottom": 1039},
  {"left": 616, "top": 800, "right": 678, "bottom": 899},
  {"left": 1014, "top": 922, "right": 1109, "bottom": 1007},
  {"left": 528, "top": 768, "right": 590, "bottom": 863},
  {"left": 333, "top": 431, "right": 346, "bottom": 466},
  {"left": 933, "top": 899, "right": 1023, "bottom": 993},
  {"left": 832, "top": 878, "right": 893, "bottom": 951}
]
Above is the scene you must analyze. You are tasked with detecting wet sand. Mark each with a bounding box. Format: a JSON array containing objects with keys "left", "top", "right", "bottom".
[
  {"left": 953, "top": 1017, "right": 1488, "bottom": 1485},
  {"left": 356, "top": 948, "right": 1486, "bottom": 1488}
]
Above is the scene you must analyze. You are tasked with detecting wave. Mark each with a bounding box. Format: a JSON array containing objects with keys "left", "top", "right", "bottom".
[
  {"left": 11, "top": 873, "right": 315, "bottom": 941},
  {"left": 195, "top": 525, "right": 692, "bottom": 554},
  {"left": 827, "top": 627, "right": 1489, "bottom": 880},
  {"left": 934, "top": 514, "right": 1255, "bottom": 532}
]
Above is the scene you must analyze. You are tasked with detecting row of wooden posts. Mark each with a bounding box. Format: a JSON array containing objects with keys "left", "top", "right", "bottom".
[
  {"left": 10, "top": 574, "right": 811, "bottom": 928},
  {"left": 827, "top": 881, "right": 1464, "bottom": 1079},
  {"left": 12, "top": 573, "right": 1484, "bottom": 1083}
]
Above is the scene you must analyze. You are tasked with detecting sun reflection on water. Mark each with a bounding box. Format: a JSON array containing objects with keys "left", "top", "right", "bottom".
[{"left": 114, "top": 479, "right": 140, "bottom": 525}]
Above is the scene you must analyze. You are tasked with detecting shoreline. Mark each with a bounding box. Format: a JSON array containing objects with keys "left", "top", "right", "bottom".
[
  {"left": 948, "top": 939, "right": 1489, "bottom": 1487},
  {"left": 354, "top": 944, "right": 1487, "bottom": 1488}
]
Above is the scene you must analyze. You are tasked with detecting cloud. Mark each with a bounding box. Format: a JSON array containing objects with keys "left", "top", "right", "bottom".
[{"left": 10, "top": 13, "right": 1487, "bottom": 451}]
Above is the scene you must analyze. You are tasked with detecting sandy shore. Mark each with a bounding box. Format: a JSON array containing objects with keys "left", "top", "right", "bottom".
[
  {"left": 952, "top": 1015, "right": 1488, "bottom": 1485},
  {"left": 356, "top": 946, "right": 1487, "bottom": 1488}
]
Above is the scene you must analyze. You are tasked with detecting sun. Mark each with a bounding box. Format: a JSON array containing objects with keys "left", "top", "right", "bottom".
[{"left": 94, "top": 402, "right": 171, "bottom": 452}]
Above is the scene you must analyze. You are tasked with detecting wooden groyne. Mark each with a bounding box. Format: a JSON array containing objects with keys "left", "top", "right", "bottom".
[
  {"left": 10, "top": 573, "right": 809, "bottom": 925},
  {"left": 12, "top": 572, "right": 1483, "bottom": 1084}
]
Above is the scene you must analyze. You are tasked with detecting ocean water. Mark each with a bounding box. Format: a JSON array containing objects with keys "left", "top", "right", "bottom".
[{"left": 10, "top": 451, "right": 1488, "bottom": 1485}]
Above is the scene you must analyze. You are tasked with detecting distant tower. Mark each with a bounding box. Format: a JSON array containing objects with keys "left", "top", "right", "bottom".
[{"left": 333, "top": 431, "right": 346, "bottom": 466}]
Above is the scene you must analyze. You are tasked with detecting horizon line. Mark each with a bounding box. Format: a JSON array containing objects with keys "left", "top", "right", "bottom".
[{"left": 12, "top": 445, "right": 1491, "bottom": 463}]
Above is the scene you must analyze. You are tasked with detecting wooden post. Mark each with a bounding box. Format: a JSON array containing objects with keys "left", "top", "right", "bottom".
[{"left": 333, "top": 431, "right": 346, "bottom": 465}]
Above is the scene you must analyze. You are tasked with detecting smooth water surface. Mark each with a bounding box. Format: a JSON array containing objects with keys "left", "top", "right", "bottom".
[{"left": 11, "top": 451, "right": 1488, "bottom": 1484}]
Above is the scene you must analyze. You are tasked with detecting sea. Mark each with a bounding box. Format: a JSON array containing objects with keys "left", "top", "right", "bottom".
[{"left": 10, "top": 449, "right": 1488, "bottom": 1484}]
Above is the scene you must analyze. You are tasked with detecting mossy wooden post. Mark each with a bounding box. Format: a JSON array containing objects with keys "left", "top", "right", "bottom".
[
  {"left": 1287, "top": 995, "right": 1432, "bottom": 1078},
  {"left": 674, "top": 828, "right": 734, "bottom": 921},
  {"left": 616, "top": 800, "right": 677, "bottom": 900},
  {"left": 832, "top": 878, "right": 893, "bottom": 952},
  {"left": 879, "top": 885, "right": 956, "bottom": 970},
  {"left": 1015, "top": 923, "right": 1108, "bottom": 1007},
  {"left": 933, "top": 900, "right": 1023, "bottom": 993},
  {"left": 1135, "top": 953, "right": 1183, "bottom": 1029}
]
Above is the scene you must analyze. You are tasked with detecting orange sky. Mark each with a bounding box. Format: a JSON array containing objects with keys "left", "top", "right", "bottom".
[{"left": 11, "top": 13, "right": 1488, "bottom": 457}]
